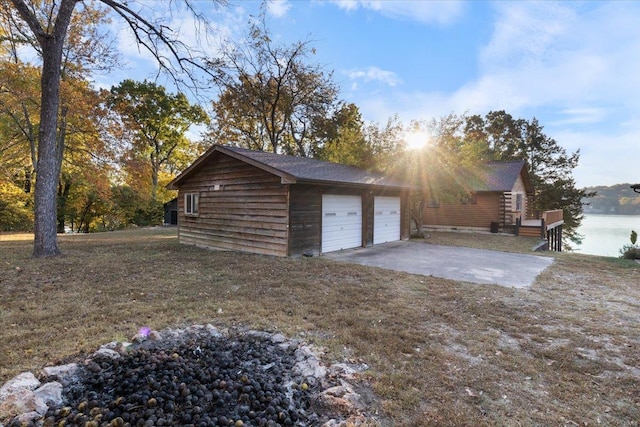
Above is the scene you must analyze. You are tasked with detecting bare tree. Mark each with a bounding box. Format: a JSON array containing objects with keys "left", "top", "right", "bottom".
[
  {"left": 6, "top": 0, "right": 224, "bottom": 257},
  {"left": 207, "top": 5, "right": 338, "bottom": 157}
]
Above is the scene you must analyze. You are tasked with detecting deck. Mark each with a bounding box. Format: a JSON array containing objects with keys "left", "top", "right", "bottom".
[{"left": 517, "top": 209, "right": 564, "bottom": 251}]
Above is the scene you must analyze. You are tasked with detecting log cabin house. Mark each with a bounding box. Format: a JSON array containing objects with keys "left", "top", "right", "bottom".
[
  {"left": 422, "top": 161, "right": 532, "bottom": 232},
  {"left": 422, "top": 160, "right": 564, "bottom": 250},
  {"left": 167, "top": 144, "right": 412, "bottom": 257}
]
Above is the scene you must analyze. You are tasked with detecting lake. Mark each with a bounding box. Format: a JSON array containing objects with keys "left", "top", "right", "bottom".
[{"left": 574, "top": 214, "right": 640, "bottom": 257}]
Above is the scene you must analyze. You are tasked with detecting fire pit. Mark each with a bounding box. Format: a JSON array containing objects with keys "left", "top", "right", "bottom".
[{"left": 0, "top": 325, "right": 375, "bottom": 427}]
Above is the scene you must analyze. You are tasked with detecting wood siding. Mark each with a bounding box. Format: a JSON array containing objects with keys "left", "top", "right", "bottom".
[
  {"left": 400, "top": 190, "right": 411, "bottom": 240},
  {"left": 518, "top": 226, "right": 543, "bottom": 238},
  {"left": 288, "top": 185, "right": 322, "bottom": 256},
  {"left": 177, "top": 154, "right": 289, "bottom": 257},
  {"left": 423, "top": 192, "right": 501, "bottom": 230}
]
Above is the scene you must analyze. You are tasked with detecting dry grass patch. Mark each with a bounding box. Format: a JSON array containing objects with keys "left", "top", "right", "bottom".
[
  {"left": 1, "top": 228, "right": 639, "bottom": 425},
  {"left": 420, "top": 230, "right": 546, "bottom": 254}
]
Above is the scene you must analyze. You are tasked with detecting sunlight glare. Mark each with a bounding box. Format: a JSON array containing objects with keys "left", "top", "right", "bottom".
[{"left": 404, "top": 130, "right": 430, "bottom": 150}]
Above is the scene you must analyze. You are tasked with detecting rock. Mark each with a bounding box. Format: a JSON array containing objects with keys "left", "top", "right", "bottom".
[
  {"left": 91, "top": 348, "right": 121, "bottom": 359},
  {"left": 328, "top": 362, "right": 369, "bottom": 380},
  {"left": 205, "top": 324, "right": 223, "bottom": 338},
  {"left": 99, "top": 341, "right": 132, "bottom": 356},
  {"left": 293, "top": 346, "right": 327, "bottom": 379},
  {"left": 131, "top": 333, "right": 148, "bottom": 343},
  {"left": 147, "top": 330, "right": 162, "bottom": 341},
  {"left": 0, "top": 372, "right": 40, "bottom": 401},
  {"left": 321, "top": 415, "right": 371, "bottom": 427},
  {"left": 322, "top": 385, "right": 351, "bottom": 398},
  {"left": 33, "top": 382, "right": 63, "bottom": 412},
  {"left": 270, "top": 333, "right": 287, "bottom": 344},
  {"left": 41, "top": 363, "right": 79, "bottom": 386},
  {"left": 0, "top": 381, "right": 60, "bottom": 421},
  {"left": 0, "top": 389, "right": 36, "bottom": 420}
]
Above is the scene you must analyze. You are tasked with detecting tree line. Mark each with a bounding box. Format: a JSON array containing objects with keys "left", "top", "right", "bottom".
[
  {"left": 0, "top": 0, "right": 591, "bottom": 255},
  {"left": 583, "top": 184, "right": 640, "bottom": 215}
]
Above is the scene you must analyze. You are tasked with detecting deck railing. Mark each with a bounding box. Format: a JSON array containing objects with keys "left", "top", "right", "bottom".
[
  {"left": 515, "top": 208, "right": 564, "bottom": 251},
  {"left": 542, "top": 209, "right": 563, "bottom": 227},
  {"left": 540, "top": 209, "right": 564, "bottom": 252}
]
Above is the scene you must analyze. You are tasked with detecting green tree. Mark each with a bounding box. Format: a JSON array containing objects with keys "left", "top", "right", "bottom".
[
  {"left": 0, "top": 180, "right": 33, "bottom": 231},
  {"left": 1, "top": 3, "right": 117, "bottom": 234},
  {"left": 107, "top": 79, "right": 209, "bottom": 202},
  {"left": 314, "top": 103, "right": 377, "bottom": 170},
  {"left": 5, "top": 0, "right": 223, "bottom": 257},
  {"left": 208, "top": 5, "right": 338, "bottom": 157}
]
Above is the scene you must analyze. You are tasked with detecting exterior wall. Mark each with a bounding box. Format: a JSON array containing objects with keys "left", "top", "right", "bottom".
[
  {"left": 510, "top": 175, "right": 528, "bottom": 219},
  {"left": 163, "top": 198, "right": 178, "bottom": 225},
  {"left": 288, "top": 184, "right": 322, "bottom": 256},
  {"left": 422, "top": 192, "right": 502, "bottom": 230},
  {"left": 399, "top": 190, "right": 411, "bottom": 241},
  {"left": 288, "top": 185, "right": 410, "bottom": 256},
  {"left": 177, "top": 154, "right": 289, "bottom": 257}
]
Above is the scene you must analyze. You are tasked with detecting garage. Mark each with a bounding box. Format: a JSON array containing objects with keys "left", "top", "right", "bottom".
[
  {"left": 373, "top": 196, "right": 401, "bottom": 244},
  {"left": 169, "top": 145, "right": 411, "bottom": 257},
  {"left": 321, "top": 194, "right": 362, "bottom": 253}
]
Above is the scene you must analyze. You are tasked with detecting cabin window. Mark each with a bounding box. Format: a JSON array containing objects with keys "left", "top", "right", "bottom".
[
  {"left": 460, "top": 193, "right": 477, "bottom": 205},
  {"left": 515, "top": 193, "right": 523, "bottom": 211},
  {"left": 426, "top": 197, "right": 439, "bottom": 208},
  {"left": 184, "top": 193, "right": 199, "bottom": 216}
]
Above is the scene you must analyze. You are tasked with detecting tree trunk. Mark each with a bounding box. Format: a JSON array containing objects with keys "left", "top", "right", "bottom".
[
  {"left": 12, "top": 0, "right": 78, "bottom": 257},
  {"left": 33, "top": 40, "right": 64, "bottom": 257},
  {"left": 57, "top": 174, "right": 72, "bottom": 233},
  {"left": 410, "top": 192, "right": 426, "bottom": 237}
]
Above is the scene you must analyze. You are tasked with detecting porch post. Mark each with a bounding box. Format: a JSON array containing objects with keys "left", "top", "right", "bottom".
[{"left": 557, "top": 225, "right": 562, "bottom": 252}]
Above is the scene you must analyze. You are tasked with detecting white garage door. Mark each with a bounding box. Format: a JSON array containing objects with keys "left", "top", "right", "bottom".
[
  {"left": 374, "top": 196, "right": 401, "bottom": 244},
  {"left": 322, "top": 194, "right": 362, "bottom": 253}
]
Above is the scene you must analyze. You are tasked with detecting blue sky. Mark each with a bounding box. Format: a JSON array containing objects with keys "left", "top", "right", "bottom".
[{"left": 100, "top": 0, "right": 640, "bottom": 188}]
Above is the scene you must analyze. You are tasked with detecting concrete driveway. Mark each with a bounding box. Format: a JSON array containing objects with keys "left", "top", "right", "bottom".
[{"left": 323, "top": 240, "right": 554, "bottom": 288}]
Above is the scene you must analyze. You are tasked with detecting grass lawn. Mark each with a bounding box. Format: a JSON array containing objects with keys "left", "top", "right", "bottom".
[{"left": 1, "top": 228, "right": 639, "bottom": 425}]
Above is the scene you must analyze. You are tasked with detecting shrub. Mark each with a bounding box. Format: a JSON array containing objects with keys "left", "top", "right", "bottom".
[{"left": 619, "top": 230, "right": 640, "bottom": 259}]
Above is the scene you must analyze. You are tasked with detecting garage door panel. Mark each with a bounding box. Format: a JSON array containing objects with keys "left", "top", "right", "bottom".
[
  {"left": 374, "top": 196, "right": 401, "bottom": 244},
  {"left": 322, "top": 195, "right": 362, "bottom": 253}
]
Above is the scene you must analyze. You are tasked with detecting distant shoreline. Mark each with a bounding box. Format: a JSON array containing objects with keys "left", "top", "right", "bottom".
[{"left": 583, "top": 211, "right": 640, "bottom": 216}]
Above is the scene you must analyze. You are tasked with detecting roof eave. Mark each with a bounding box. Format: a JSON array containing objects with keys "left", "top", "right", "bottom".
[
  {"left": 166, "top": 144, "right": 298, "bottom": 189},
  {"left": 166, "top": 144, "right": 220, "bottom": 190},
  {"left": 294, "top": 178, "right": 413, "bottom": 191}
]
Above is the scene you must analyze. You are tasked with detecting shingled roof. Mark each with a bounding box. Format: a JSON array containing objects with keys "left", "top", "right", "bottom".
[
  {"left": 168, "top": 144, "right": 410, "bottom": 190},
  {"left": 469, "top": 161, "right": 531, "bottom": 192}
]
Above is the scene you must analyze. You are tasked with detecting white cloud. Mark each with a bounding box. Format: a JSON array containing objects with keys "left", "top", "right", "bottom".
[
  {"left": 474, "top": 2, "right": 640, "bottom": 114},
  {"left": 344, "top": 66, "right": 402, "bottom": 87},
  {"left": 549, "top": 108, "right": 607, "bottom": 126},
  {"left": 328, "top": 0, "right": 464, "bottom": 25},
  {"left": 267, "top": 0, "right": 292, "bottom": 18},
  {"left": 479, "top": 2, "right": 575, "bottom": 73},
  {"left": 349, "top": 2, "right": 640, "bottom": 125},
  {"left": 555, "top": 127, "right": 640, "bottom": 188}
]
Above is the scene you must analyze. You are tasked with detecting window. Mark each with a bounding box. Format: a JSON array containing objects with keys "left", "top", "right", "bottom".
[
  {"left": 515, "top": 193, "right": 523, "bottom": 211},
  {"left": 426, "top": 197, "right": 440, "bottom": 208},
  {"left": 184, "top": 193, "right": 199, "bottom": 216},
  {"left": 460, "top": 193, "right": 477, "bottom": 205}
]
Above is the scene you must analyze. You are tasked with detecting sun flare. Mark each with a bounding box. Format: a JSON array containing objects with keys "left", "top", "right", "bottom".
[{"left": 404, "top": 130, "right": 430, "bottom": 150}]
